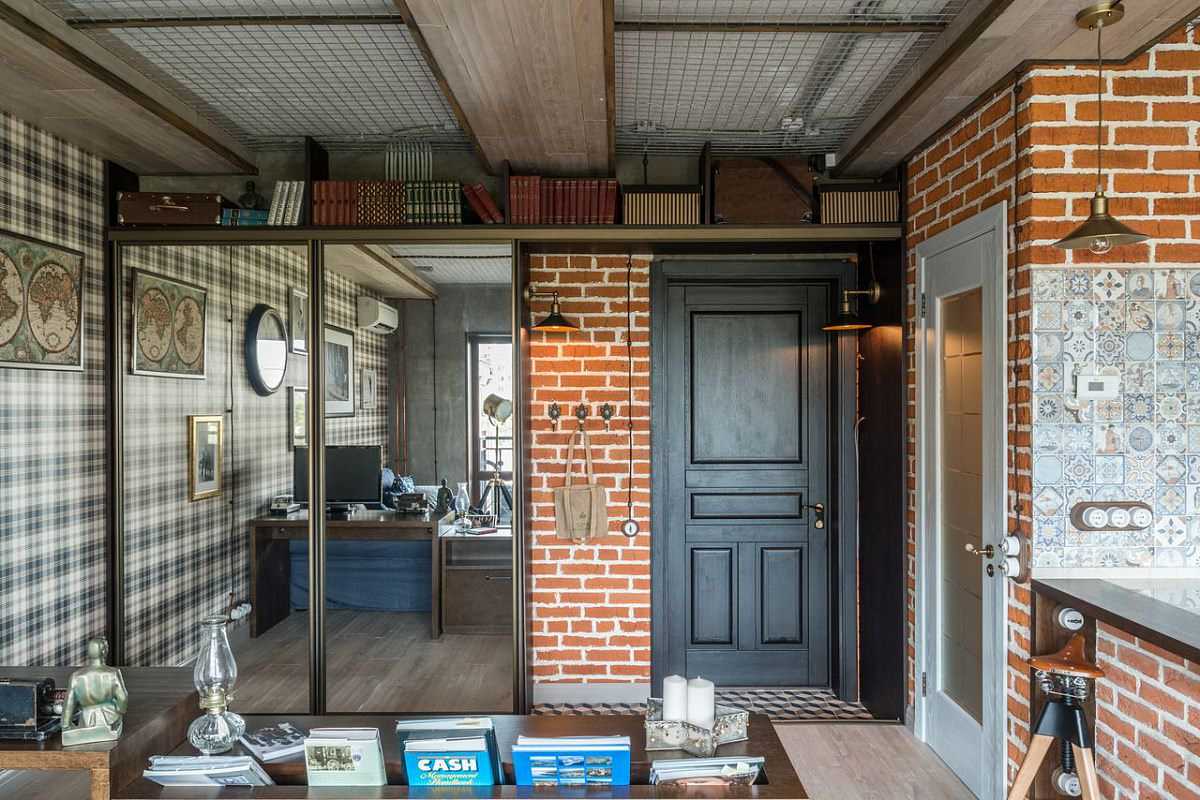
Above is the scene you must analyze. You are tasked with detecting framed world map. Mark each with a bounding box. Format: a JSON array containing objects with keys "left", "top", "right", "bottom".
[
  {"left": 131, "top": 270, "right": 207, "bottom": 378},
  {"left": 0, "top": 230, "right": 84, "bottom": 371}
]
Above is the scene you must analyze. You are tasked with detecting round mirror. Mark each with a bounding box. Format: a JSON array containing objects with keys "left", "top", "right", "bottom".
[{"left": 246, "top": 304, "right": 288, "bottom": 395}]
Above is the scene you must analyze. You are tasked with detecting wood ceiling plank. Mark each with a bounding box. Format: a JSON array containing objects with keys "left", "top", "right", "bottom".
[{"left": 406, "top": 0, "right": 610, "bottom": 174}]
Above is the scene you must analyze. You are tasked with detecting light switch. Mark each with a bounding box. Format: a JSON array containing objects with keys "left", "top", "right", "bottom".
[{"left": 1075, "top": 372, "right": 1120, "bottom": 401}]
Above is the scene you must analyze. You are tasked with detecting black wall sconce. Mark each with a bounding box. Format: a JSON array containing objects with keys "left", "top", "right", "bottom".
[
  {"left": 524, "top": 287, "right": 579, "bottom": 333},
  {"left": 823, "top": 281, "right": 881, "bottom": 332}
]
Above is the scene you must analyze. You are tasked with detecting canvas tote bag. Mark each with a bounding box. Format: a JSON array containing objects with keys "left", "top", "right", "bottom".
[{"left": 554, "top": 428, "right": 609, "bottom": 542}]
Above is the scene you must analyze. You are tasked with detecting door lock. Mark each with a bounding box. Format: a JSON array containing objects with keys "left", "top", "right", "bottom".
[
  {"left": 965, "top": 543, "right": 995, "bottom": 559},
  {"left": 804, "top": 503, "right": 825, "bottom": 529}
]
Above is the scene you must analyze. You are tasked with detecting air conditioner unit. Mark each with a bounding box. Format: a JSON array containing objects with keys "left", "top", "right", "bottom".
[{"left": 356, "top": 296, "right": 399, "bottom": 334}]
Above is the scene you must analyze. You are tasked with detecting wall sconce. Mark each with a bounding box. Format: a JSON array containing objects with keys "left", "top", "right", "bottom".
[
  {"left": 823, "top": 281, "right": 881, "bottom": 332},
  {"left": 524, "top": 287, "right": 579, "bottom": 333}
]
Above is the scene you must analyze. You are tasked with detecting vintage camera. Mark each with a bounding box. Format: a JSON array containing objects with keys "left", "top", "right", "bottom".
[{"left": 0, "top": 677, "right": 62, "bottom": 741}]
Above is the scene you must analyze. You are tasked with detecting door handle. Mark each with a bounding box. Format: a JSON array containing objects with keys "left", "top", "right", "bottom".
[{"left": 803, "top": 503, "right": 825, "bottom": 529}]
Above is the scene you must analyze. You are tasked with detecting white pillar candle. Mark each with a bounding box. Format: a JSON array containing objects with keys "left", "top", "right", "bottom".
[
  {"left": 662, "top": 674, "right": 688, "bottom": 722},
  {"left": 685, "top": 676, "right": 716, "bottom": 730}
]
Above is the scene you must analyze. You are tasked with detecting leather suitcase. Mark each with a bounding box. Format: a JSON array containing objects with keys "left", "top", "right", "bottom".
[{"left": 116, "top": 192, "right": 233, "bottom": 225}]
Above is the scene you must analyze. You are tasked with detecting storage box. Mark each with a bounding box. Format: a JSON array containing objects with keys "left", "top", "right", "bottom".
[{"left": 117, "top": 192, "right": 233, "bottom": 225}]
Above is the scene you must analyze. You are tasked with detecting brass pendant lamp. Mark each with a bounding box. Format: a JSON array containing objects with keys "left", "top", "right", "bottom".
[{"left": 1053, "top": 2, "right": 1149, "bottom": 254}]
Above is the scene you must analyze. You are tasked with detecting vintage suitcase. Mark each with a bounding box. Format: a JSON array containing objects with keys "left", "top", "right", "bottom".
[
  {"left": 711, "top": 157, "right": 814, "bottom": 225},
  {"left": 116, "top": 192, "right": 233, "bottom": 225}
]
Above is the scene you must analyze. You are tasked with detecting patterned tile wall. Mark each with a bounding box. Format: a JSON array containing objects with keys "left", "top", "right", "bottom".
[
  {"left": 1031, "top": 266, "right": 1200, "bottom": 571},
  {"left": 122, "top": 244, "right": 391, "bottom": 666},
  {"left": 0, "top": 111, "right": 107, "bottom": 666}
]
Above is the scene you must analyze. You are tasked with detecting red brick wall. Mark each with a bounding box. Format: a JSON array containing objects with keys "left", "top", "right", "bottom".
[
  {"left": 526, "top": 254, "right": 652, "bottom": 688},
  {"left": 1095, "top": 622, "right": 1200, "bottom": 799}
]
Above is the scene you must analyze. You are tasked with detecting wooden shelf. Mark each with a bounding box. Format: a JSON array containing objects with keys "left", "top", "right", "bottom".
[{"left": 107, "top": 223, "right": 903, "bottom": 245}]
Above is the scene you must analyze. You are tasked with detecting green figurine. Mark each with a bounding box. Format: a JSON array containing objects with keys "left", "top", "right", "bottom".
[{"left": 61, "top": 637, "right": 128, "bottom": 747}]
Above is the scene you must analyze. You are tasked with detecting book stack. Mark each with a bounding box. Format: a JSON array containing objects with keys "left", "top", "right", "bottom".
[
  {"left": 356, "top": 181, "right": 406, "bottom": 226},
  {"left": 511, "top": 734, "right": 631, "bottom": 787},
  {"left": 142, "top": 756, "right": 274, "bottom": 787},
  {"left": 462, "top": 183, "right": 504, "bottom": 223},
  {"left": 239, "top": 721, "right": 306, "bottom": 762},
  {"left": 405, "top": 181, "right": 462, "bottom": 225},
  {"left": 508, "top": 176, "right": 618, "bottom": 224},
  {"left": 220, "top": 208, "right": 271, "bottom": 226},
  {"left": 650, "top": 756, "right": 764, "bottom": 787},
  {"left": 312, "top": 181, "right": 360, "bottom": 226},
  {"left": 303, "top": 728, "right": 387, "bottom": 787},
  {"left": 267, "top": 181, "right": 305, "bottom": 226},
  {"left": 396, "top": 717, "right": 501, "bottom": 787}
]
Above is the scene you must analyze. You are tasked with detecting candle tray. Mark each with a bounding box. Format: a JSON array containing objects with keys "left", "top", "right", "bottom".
[{"left": 643, "top": 697, "right": 749, "bottom": 758}]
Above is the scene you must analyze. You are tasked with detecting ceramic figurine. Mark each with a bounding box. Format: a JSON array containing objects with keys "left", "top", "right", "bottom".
[
  {"left": 238, "top": 180, "right": 267, "bottom": 210},
  {"left": 61, "top": 637, "right": 128, "bottom": 746}
]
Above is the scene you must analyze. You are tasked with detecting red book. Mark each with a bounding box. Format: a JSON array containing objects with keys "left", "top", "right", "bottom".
[
  {"left": 555, "top": 180, "right": 564, "bottom": 225},
  {"left": 507, "top": 179, "right": 517, "bottom": 224},
  {"left": 543, "top": 180, "right": 552, "bottom": 225},
  {"left": 588, "top": 179, "right": 598, "bottom": 224},
  {"left": 471, "top": 183, "right": 503, "bottom": 223},
  {"left": 530, "top": 176, "right": 542, "bottom": 224},
  {"left": 462, "top": 184, "right": 491, "bottom": 223},
  {"left": 313, "top": 181, "right": 323, "bottom": 225},
  {"left": 570, "top": 180, "right": 579, "bottom": 224},
  {"left": 607, "top": 179, "right": 618, "bottom": 223},
  {"left": 515, "top": 177, "right": 525, "bottom": 225}
]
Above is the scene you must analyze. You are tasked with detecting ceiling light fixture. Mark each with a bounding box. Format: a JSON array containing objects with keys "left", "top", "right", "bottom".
[
  {"left": 1053, "top": 2, "right": 1148, "bottom": 255},
  {"left": 524, "top": 287, "right": 579, "bottom": 333}
]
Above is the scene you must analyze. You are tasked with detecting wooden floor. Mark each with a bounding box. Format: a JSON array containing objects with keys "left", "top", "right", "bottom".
[
  {"left": 234, "top": 609, "right": 513, "bottom": 713},
  {"left": 775, "top": 722, "right": 974, "bottom": 799}
]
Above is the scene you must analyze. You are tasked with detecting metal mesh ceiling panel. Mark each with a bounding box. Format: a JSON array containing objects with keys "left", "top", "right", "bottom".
[
  {"left": 39, "top": 0, "right": 400, "bottom": 21},
  {"left": 386, "top": 244, "right": 512, "bottom": 285},
  {"left": 615, "top": 0, "right": 969, "bottom": 155}
]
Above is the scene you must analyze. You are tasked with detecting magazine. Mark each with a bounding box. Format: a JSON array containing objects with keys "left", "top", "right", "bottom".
[
  {"left": 239, "top": 721, "right": 306, "bottom": 762},
  {"left": 142, "top": 755, "right": 273, "bottom": 787},
  {"left": 511, "top": 735, "right": 631, "bottom": 787}
]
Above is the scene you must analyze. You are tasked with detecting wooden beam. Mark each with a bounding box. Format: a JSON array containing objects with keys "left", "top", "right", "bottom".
[
  {"left": 603, "top": 0, "right": 616, "bottom": 175},
  {"left": 68, "top": 14, "right": 406, "bottom": 29},
  {"left": 613, "top": 21, "right": 947, "bottom": 34},
  {"left": 393, "top": 0, "right": 493, "bottom": 175}
]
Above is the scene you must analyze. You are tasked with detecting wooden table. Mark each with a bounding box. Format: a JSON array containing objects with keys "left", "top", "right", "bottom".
[
  {"left": 247, "top": 510, "right": 449, "bottom": 639},
  {"left": 114, "top": 712, "right": 807, "bottom": 798},
  {"left": 0, "top": 668, "right": 194, "bottom": 800}
]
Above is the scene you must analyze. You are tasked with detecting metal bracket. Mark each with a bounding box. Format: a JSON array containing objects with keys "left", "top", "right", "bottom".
[
  {"left": 575, "top": 403, "right": 589, "bottom": 429},
  {"left": 599, "top": 403, "right": 615, "bottom": 431},
  {"left": 548, "top": 402, "right": 561, "bottom": 430}
]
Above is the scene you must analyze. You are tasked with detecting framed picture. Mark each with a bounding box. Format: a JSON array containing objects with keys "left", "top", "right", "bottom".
[
  {"left": 188, "top": 415, "right": 223, "bottom": 501},
  {"left": 361, "top": 368, "right": 377, "bottom": 410},
  {"left": 0, "top": 230, "right": 84, "bottom": 371},
  {"left": 324, "top": 324, "right": 355, "bottom": 417},
  {"left": 289, "top": 386, "right": 308, "bottom": 448},
  {"left": 132, "top": 270, "right": 207, "bottom": 379},
  {"left": 289, "top": 287, "right": 307, "bottom": 355}
]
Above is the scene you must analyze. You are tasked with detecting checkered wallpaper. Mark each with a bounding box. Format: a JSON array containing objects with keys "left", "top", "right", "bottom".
[
  {"left": 0, "top": 110, "right": 107, "bottom": 667},
  {"left": 122, "top": 245, "right": 391, "bottom": 666}
]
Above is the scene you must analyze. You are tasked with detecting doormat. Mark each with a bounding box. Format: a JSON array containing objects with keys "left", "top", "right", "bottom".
[{"left": 533, "top": 688, "right": 873, "bottom": 722}]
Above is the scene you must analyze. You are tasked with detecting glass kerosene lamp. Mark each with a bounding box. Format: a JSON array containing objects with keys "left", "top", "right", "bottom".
[{"left": 187, "top": 616, "right": 245, "bottom": 754}]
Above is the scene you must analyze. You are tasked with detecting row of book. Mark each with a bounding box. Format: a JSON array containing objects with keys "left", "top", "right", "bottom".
[
  {"left": 508, "top": 176, "right": 619, "bottom": 224},
  {"left": 311, "top": 180, "right": 504, "bottom": 226}
]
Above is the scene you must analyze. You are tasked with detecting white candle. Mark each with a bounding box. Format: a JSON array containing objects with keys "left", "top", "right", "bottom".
[
  {"left": 686, "top": 676, "right": 716, "bottom": 730},
  {"left": 662, "top": 674, "right": 688, "bottom": 722}
]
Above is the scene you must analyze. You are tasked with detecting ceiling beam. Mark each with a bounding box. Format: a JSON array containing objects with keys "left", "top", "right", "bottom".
[
  {"left": 612, "top": 21, "right": 946, "bottom": 34},
  {"left": 603, "top": 0, "right": 616, "bottom": 175},
  {"left": 67, "top": 15, "right": 406, "bottom": 29}
]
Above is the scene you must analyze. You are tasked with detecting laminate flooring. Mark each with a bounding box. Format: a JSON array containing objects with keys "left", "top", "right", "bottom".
[
  {"left": 234, "top": 610, "right": 513, "bottom": 713},
  {"left": 774, "top": 722, "right": 974, "bottom": 799}
]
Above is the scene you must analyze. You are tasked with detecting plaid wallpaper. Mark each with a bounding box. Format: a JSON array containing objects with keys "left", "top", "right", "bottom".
[
  {"left": 122, "top": 244, "right": 390, "bottom": 666},
  {"left": 0, "top": 111, "right": 107, "bottom": 666}
]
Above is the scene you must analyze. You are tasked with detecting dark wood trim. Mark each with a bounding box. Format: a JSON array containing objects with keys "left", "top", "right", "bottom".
[
  {"left": 388, "top": 307, "right": 408, "bottom": 475},
  {"left": 0, "top": 4, "right": 256, "bottom": 175},
  {"left": 614, "top": 21, "right": 946, "bottom": 34},
  {"left": 305, "top": 240, "right": 327, "bottom": 714},
  {"left": 301, "top": 138, "right": 329, "bottom": 228},
  {"left": 603, "top": 0, "right": 617, "bottom": 175},
  {"left": 1032, "top": 579, "right": 1200, "bottom": 666},
  {"left": 69, "top": 14, "right": 406, "bottom": 29},
  {"left": 514, "top": 240, "right": 531, "bottom": 714},
  {"left": 392, "top": 0, "right": 495, "bottom": 176},
  {"left": 648, "top": 257, "right": 860, "bottom": 699},
  {"left": 834, "top": 0, "right": 1017, "bottom": 177}
]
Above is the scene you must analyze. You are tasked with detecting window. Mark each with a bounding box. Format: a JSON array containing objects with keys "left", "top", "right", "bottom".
[{"left": 469, "top": 334, "right": 513, "bottom": 511}]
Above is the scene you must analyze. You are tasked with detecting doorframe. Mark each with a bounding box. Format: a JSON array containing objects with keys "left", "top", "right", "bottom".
[
  {"left": 649, "top": 256, "right": 860, "bottom": 701},
  {"left": 913, "top": 203, "right": 1008, "bottom": 798}
]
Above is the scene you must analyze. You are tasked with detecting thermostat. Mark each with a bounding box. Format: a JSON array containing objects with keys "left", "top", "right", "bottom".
[{"left": 1075, "top": 373, "right": 1120, "bottom": 401}]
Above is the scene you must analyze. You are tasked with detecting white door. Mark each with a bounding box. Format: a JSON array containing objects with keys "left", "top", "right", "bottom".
[{"left": 916, "top": 204, "right": 1007, "bottom": 800}]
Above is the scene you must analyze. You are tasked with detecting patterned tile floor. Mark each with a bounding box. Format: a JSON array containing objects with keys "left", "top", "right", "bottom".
[{"left": 534, "top": 688, "right": 874, "bottom": 722}]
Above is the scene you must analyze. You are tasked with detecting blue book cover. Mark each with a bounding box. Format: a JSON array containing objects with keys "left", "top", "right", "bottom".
[
  {"left": 403, "top": 738, "right": 494, "bottom": 786},
  {"left": 512, "top": 739, "right": 631, "bottom": 787}
]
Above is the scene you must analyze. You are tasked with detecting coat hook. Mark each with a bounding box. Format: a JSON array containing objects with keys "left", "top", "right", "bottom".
[
  {"left": 575, "top": 403, "right": 589, "bottom": 430},
  {"left": 548, "top": 402, "right": 561, "bottom": 430},
  {"left": 599, "top": 403, "right": 615, "bottom": 431}
]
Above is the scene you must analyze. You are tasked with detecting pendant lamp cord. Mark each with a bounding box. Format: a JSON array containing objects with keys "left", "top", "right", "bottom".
[
  {"left": 1096, "top": 20, "right": 1104, "bottom": 193},
  {"left": 626, "top": 254, "right": 635, "bottom": 523}
]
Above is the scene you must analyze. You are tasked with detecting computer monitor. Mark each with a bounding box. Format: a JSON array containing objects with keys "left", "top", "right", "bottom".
[{"left": 293, "top": 445, "right": 382, "bottom": 506}]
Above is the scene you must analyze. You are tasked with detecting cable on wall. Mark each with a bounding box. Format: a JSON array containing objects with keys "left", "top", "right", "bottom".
[{"left": 621, "top": 253, "right": 640, "bottom": 538}]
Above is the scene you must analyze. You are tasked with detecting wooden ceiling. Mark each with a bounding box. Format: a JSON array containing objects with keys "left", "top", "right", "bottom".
[{"left": 400, "top": 0, "right": 612, "bottom": 175}]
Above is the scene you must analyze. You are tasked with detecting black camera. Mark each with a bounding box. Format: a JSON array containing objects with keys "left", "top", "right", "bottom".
[{"left": 0, "top": 678, "right": 62, "bottom": 741}]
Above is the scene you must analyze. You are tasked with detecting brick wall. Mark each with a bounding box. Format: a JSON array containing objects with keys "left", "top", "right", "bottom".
[
  {"left": 526, "top": 254, "right": 652, "bottom": 691},
  {"left": 1095, "top": 621, "right": 1200, "bottom": 799}
]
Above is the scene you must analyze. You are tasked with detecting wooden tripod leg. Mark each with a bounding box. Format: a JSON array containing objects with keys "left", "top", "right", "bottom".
[
  {"left": 1007, "top": 734, "right": 1056, "bottom": 800},
  {"left": 1071, "top": 744, "right": 1101, "bottom": 800}
]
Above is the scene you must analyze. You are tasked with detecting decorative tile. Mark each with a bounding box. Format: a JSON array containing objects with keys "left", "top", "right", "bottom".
[
  {"left": 1157, "top": 392, "right": 1186, "bottom": 424},
  {"left": 1033, "top": 424, "right": 1062, "bottom": 453},
  {"left": 1187, "top": 334, "right": 1200, "bottom": 361},
  {"left": 1157, "top": 362, "right": 1186, "bottom": 393},
  {"left": 1157, "top": 485, "right": 1186, "bottom": 514},
  {"left": 1033, "top": 548, "right": 1064, "bottom": 568},
  {"left": 1095, "top": 455, "right": 1124, "bottom": 484},
  {"left": 1154, "top": 515, "right": 1188, "bottom": 547},
  {"left": 1127, "top": 453, "right": 1157, "bottom": 485},
  {"left": 1066, "top": 269, "right": 1093, "bottom": 298},
  {"left": 1065, "top": 486, "right": 1094, "bottom": 507},
  {"left": 1125, "top": 332, "right": 1155, "bottom": 361},
  {"left": 1127, "top": 424, "right": 1156, "bottom": 453},
  {"left": 1094, "top": 424, "right": 1124, "bottom": 454},
  {"left": 1036, "top": 363, "right": 1064, "bottom": 392},
  {"left": 1036, "top": 395, "right": 1065, "bottom": 422},
  {"left": 1033, "top": 487, "right": 1065, "bottom": 517},
  {"left": 1187, "top": 364, "right": 1200, "bottom": 392},
  {"left": 1065, "top": 300, "right": 1096, "bottom": 330},
  {"left": 1186, "top": 299, "right": 1200, "bottom": 334},
  {"left": 1063, "top": 330, "right": 1095, "bottom": 366},
  {"left": 1154, "top": 548, "right": 1188, "bottom": 568},
  {"left": 1127, "top": 484, "right": 1156, "bottom": 504},
  {"left": 1186, "top": 455, "right": 1200, "bottom": 484},
  {"left": 1093, "top": 269, "right": 1125, "bottom": 300},
  {"left": 1094, "top": 398, "right": 1122, "bottom": 422},
  {"left": 1062, "top": 455, "right": 1094, "bottom": 486},
  {"left": 1158, "top": 423, "right": 1188, "bottom": 454},
  {"left": 1188, "top": 484, "right": 1200, "bottom": 515},
  {"left": 1125, "top": 393, "right": 1154, "bottom": 423},
  {"left": 1034, "top": 455, "right": 1064, "bottom": 485},
  {"left": 1157, "top": 333, "right": 1184, "bottom": 360},
  {"left": 1189, "top": 425, "right": 1200, "bottom": 454},
  {"left": 1156, "top": 268, "right": 1188, "bottom": 300},
  {"left": 1062, "top": 425, "right": 1093, "bottom": 453},
  {"left": 1034, "top": 332, "right": 1063, "bottom": 363},
  {"left": 1096, "top": 332, "right": 1124, "bottom": 365},
  {"left": 1126, "top": 300, "right": 1155, "bottom": 332},
  {"left": 1034, "top": 302, "right": 1064, "bottom": 331},
  {"left": 1158, "top": 301, "right": 1186, "bottom": 331},
  {"left": 1032, "top": 269, "right": 1064, "bottom": 301},
  {"left": 1156, "top": 455, "right": 1186, "bottom": 484},
  {"left": 1096, "top": 302, "right": 1125, "bottom": 333},
  {"left": 1125, "top": 363, "right": 1155, "bottom": 392},
  {"left": 1189, "top": 271, "right": 1200, "bottom": 298},
  {"left": 1126, "top": 270, "right": 1154, "bottom": 299},
  {"left": 1094, "top": 485, "right": 1126, "bottom": 502},
  {"left": 1035, "top": 518, "right": 1065, "bottom": 548},
  {"left": 1124, "top": 548, "right": 1154, "bottom": 567}
]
